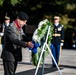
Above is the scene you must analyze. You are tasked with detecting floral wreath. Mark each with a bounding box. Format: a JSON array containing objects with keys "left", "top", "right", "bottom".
[{"left": 29, "top": 19, "right": 53, "bottom": 66}]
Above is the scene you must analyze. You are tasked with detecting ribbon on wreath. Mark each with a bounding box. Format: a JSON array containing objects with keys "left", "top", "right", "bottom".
[
  {"left": 29, "top": 41, "right": 42, "bottom": 66},
  {"left": 29, "top": 41, "right": 40, "bottom": 53}
]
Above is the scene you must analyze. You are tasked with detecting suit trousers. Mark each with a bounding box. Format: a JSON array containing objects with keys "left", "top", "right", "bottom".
[
  {"left": 51, "top": 44, "right": 60, "bottom": 66},
  {"left": 3, "top": 60, "right": 18, "bottom": 75}
]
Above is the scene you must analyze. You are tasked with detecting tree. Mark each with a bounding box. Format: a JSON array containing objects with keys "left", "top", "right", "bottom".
[
  {"left": 0, "top": 0, "right": 21, "bottom": 6},
  {"left": 0, "top": 0, "right": 76, "bottom": 27}
]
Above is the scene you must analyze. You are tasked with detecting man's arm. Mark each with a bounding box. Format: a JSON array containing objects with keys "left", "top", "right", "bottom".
[{"left": 6, "top": 26, "right": 34, "bottom": 48}]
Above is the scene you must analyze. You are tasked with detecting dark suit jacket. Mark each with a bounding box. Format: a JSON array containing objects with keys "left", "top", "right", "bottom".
[{"left": 1, "top": 22, "right": 26, "bottom": 62}]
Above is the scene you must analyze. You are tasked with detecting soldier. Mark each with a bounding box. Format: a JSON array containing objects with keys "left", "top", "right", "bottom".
[
  {"left": 51, "top": 16, "right": 64, "bottom": 67},
  {"left": 1, "top": 15, "right": 11, "bottom": 48},
  {"left": 2, "top": 15, "right": 10, "bottom": 32},
  {"left": 1, "top": 12, "right": 34, "bottom": 75}
]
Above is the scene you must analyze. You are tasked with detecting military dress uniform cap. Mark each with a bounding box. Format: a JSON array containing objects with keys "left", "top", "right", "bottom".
[
  {"left": 5, "top": 16, "right": 10, "bottom": 20},
  {"left": 54, "top": 16, "right": 60, "bottom": 20},
  {"left": 17, "top": 12, "right": 29, "bottom": 20}
]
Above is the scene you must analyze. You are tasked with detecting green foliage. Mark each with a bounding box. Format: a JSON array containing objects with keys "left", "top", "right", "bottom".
[
  {"left": 38, "top": 24, "right": 47, "bottom": 36},
  {"left": 55, "top": 0, "right": 66, "bottom": 5},
  {"left": 0, "top": 0, "right": 21, "bottom": 6},
  {"left": 0, "top": 0, "right": 4, "bottom": 6},
  {"left": 0, "top": 0, "right": 76, "bottom": 28},
  {"left": 11, "top": 0, "right": 21, "bottom": 5}
]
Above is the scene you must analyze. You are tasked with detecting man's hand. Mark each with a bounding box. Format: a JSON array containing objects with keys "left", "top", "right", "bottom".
[{"left": 26, "top": 42, "right": 34, "bottom": 48}]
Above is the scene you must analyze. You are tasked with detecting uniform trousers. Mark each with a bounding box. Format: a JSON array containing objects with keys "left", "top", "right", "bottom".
[
  {"left": 3, "top": 60, "right": 18, "bottom": 75},
  {"left": 51, "top": 44, "right": 60, "bottom": 66}
]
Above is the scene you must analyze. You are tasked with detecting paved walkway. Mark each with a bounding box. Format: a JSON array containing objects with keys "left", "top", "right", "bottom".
[{"left": 0, "top": 47, "right": 76, "bottom": 75}]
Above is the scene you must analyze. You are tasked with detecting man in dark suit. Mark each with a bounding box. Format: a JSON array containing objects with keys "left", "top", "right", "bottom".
[
  {"left": 51, "top": 16, "right": 64, "bottom": 67},
  {"left": 1, "top": 12, "right": 34, "bottom": 75}
]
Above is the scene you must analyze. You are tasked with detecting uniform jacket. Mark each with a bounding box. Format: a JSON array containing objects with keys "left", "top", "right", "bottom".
[
  {"left": 52, "top": 24, "right": 64, "bottom": 45},
  {"left": 1, "top": 22, "right": 26, "bottom": 62},
  {"left": 1, "top": 23, "right": 11, "bottom": 44}
]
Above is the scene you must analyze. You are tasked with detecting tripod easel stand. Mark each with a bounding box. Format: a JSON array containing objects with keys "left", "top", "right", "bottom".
[{"left": 34, "top": 26, "right": 62, "bottom": 75}]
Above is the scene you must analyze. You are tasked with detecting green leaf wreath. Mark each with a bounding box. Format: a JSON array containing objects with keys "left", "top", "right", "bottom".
[{"left": 31, "top": 19, "right": 53, "bottom": 66}]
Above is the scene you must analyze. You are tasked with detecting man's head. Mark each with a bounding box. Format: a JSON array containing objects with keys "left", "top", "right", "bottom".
[
  {"left": 17, "top": 12, "right": 29, "bottom": 27},
  {"left": 4, "top": 16, "right": 10, "bottom": 24},
  {"left": 54, "top": 16, "right": 60, "bottom": 23}
]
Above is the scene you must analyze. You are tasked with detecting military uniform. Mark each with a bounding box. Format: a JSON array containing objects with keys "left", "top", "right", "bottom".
[
  {"left": 51, "top": 23, "right": 64, "bottom": 67},
  {"left": 1, "top": 12, "right": 30, "bottom": 75},
  {"left": 1, "top": 15, "right": 10, "bottom": 49}
]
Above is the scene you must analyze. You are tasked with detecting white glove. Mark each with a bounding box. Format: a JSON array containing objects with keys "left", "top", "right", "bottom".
[
  {"left": 72, "top": 44, "right": 76, "bottom": 48},
  {"left": 60, "top": 43, "right": 64, "bottom": 46},
  {"left": 0, "top": 32, "right": 4, "bottom": 36}
]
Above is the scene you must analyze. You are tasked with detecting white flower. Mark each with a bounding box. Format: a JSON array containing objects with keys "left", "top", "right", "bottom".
[
  {"left": 38, "top": 19, "right": 48, "bottom": 28},
  {"left": 32, "top": 29, "right": 39, "bottom": 42},
  {"left": 38, "top": 21, "right": 45, "bottom": 28},
  {"left": 43, "top": 19, "right": 48, "bottom": 23},
  {"left": 33, "top": 29, "right": 38, "bottom": 35},
  {"left": 38, "top": 26, "right": 41, "bottom": 29},
  {"left": 32, "top": 34, "right": 39, "bottom": 42}
]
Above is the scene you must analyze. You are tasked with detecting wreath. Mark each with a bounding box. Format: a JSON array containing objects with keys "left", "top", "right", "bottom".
[{"left": 29, "top": 19, "right": 53, "bottom": 66}]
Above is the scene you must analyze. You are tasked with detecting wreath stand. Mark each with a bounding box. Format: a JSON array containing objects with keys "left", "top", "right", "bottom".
[{"left": 34, "top": 26, "right": 62, "bottom": 75}]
